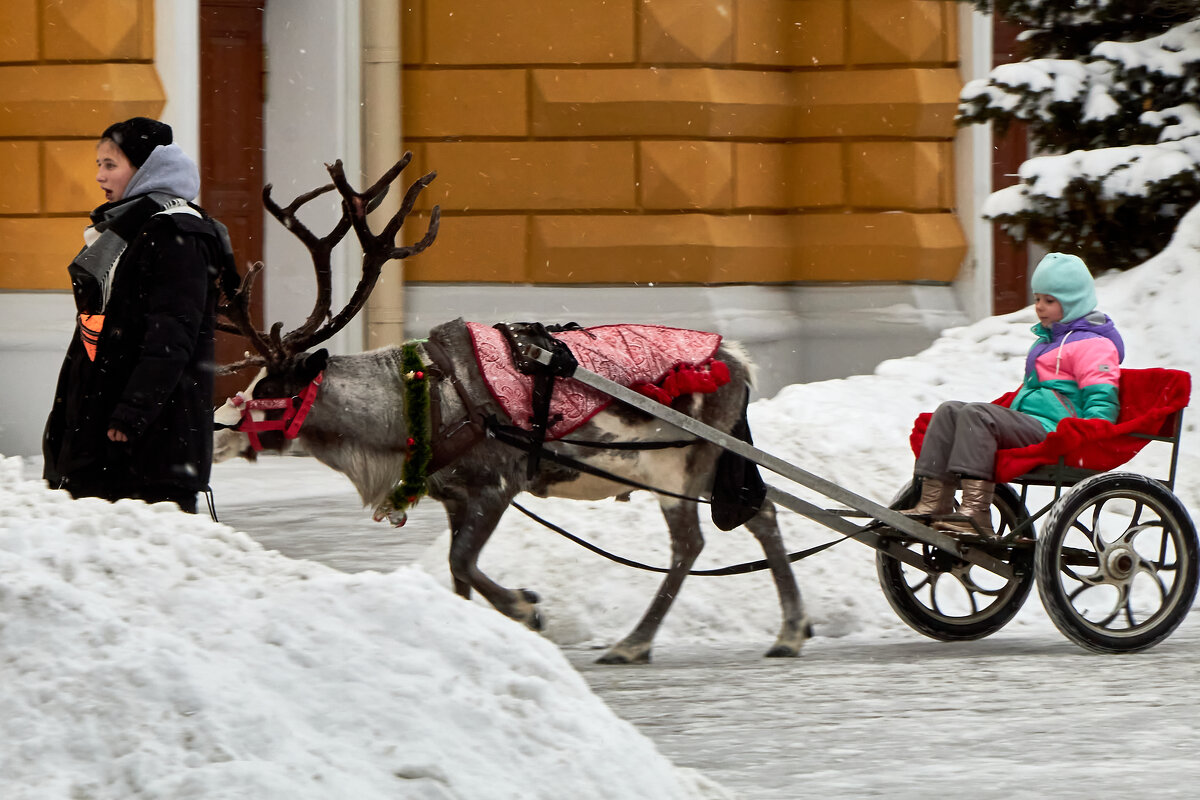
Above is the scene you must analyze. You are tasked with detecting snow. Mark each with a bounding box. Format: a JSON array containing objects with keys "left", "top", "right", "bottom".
[
  {"left": 961, "top": 16, "right": 1200, "bottom": 222},
  {"left": 960, "top": 58, "right": 1109, "bottom": 117},
  {"left": 0, "top": 464, "right": 728, "bottom": 800},
  {"left": 990, "top": 137, "right": 1200, "bottom": 208},
  {"left": 1145, "top": 103, "right": 1200, "bottom": 142},
  {"left": 1093, "top": 18, "right": 1200, "bottom": 78},
  {"left": 5, "top": 204, "right": 1200, "bottom": 797}
]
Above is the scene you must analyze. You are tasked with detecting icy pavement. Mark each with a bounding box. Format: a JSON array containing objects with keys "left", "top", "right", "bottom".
[{"left": 568, "top": 629, "right": 1200, "bottom": 799}]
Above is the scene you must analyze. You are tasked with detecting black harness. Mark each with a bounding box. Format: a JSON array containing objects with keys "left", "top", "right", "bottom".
[{"left": 492, "top": 321, "right": 586, "bottom": 477}]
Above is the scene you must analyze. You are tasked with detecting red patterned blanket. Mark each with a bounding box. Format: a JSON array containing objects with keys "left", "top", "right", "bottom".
[
  {"left": 467, "top": 322, "right": 729, "bottom": 440},
  {"left": 910, "top": 368, "right": 1191, "bottom": 483}
]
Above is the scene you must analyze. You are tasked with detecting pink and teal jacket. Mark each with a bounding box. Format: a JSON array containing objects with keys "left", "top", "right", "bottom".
[{"left": 1012, "top": 312, "right": 1124, "bottom": 433}]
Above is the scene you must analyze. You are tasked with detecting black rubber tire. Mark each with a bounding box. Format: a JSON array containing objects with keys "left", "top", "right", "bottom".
[
  {"left": 1034, "top": 472, "right": 1199, "bottom": 653},
  {"left": 877, "top": 480, "right": 1035, "bottom": 641}
]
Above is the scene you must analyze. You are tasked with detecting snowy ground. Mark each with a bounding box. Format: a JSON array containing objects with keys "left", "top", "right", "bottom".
[
  {"left": 1, "top": 456, "right": 730, "bottom": 800},
  {"left": 6, "top": 209, "right": 1200, "bottom": 798},
  {"left": 212, "top": 457, "right": 1200, "bottom": 800}
]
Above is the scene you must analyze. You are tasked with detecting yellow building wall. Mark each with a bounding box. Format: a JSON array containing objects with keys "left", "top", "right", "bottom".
[
  {"left": 1, "top": 1, "right": 966, "bottom": 290},
  {"left": 399, "top": 0, "right": 967, "bottom": 284},
  {"left": 0, "top": 0, "right": 164, "bottom": 291}
]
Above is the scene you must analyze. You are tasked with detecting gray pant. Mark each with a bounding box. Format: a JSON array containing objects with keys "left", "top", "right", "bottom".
[{"left": 915, "top": 401, "right": 1047, "bottom": 482}]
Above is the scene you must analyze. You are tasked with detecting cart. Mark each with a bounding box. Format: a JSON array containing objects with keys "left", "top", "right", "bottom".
[{"left": 523, "top": 345, "right": 1198, "bottom": 654}]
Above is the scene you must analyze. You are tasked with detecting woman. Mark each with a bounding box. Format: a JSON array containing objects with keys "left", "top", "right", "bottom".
[{"left": 43, "top": 117, "right": 225, "bottom": 513}]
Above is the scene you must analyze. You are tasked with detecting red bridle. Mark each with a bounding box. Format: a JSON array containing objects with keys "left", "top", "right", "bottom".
[{"left": 227, "top": 372, "right": 324, "bottom": 451}]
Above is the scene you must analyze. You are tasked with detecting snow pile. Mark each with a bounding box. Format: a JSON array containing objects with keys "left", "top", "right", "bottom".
[{"left": 0, "top": 456, "right": 730, "bottom": 800}]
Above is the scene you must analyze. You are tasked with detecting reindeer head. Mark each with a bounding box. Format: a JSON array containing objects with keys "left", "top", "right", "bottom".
[{"left": 214, "top": 154, "right": 439, "bottom": 462}]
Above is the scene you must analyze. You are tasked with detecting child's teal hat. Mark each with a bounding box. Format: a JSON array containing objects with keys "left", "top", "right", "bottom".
[{"left": 1030, "top": 252, "right": 1096, "bottom": 324}]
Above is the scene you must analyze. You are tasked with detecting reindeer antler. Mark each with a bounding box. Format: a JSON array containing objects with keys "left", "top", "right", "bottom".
[
  {"left": 217, "top": 153, "right": 440, "bottom": 374},
  {"left": 215, "top": 260, "right": 277, "bottom": 373}
]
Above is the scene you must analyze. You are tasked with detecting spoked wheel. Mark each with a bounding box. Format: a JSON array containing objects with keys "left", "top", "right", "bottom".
[
  {"left": 1034, "top": 473, "right": 1199, "bottom": 653},
  {"left": 876, "top": 480, "right": 1035, "bottom": 641}
]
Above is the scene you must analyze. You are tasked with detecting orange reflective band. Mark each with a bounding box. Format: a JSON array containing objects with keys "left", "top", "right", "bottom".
[{"left": 79, "top": 313, "right": 105, "bottom": 361}]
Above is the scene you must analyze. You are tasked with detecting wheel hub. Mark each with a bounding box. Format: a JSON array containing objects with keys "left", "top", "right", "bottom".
[{"left": 1104, "top": 544, "right": 1138, "bottom": 582}]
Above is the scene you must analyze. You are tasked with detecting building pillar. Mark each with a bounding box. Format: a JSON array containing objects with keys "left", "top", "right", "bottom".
[{"left": 362, "top": 0, "right": 405, "bottom": 349}]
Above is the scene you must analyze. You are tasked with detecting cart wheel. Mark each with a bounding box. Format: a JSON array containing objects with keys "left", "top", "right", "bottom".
[
  {"left": 876, "top": 480, "right": 1035, "bottom": 641},
  {"left": 1034, "top": 473, "right": 1198, "bottom": 653}
]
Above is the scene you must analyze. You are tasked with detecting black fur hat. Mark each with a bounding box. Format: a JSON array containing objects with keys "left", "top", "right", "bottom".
[{"left": 100, "top": 117, "right": 173, "bottom": 168}]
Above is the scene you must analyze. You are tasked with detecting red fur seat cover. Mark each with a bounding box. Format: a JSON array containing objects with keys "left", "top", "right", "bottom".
[{"left": 909, "top": 368, "right": 1191, "bottom": 484}]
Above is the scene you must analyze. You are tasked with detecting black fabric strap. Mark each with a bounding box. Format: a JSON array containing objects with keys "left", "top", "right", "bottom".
[
  {"left": 551, "top": 436, "right": 696, "bottom": 450},
  {"left": 487, "top": 418, "right": 706, "bottom": 505},
  {"left": 510, "top": 500, "right": 856, "bottom": 575},
  {"left": 493, "top": 322, "right": 580, "bottom": 478}
]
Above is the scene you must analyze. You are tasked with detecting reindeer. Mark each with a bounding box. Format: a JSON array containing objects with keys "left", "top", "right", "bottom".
[{"left": 213, "top": 155, "right": 810, "bottom": 664}]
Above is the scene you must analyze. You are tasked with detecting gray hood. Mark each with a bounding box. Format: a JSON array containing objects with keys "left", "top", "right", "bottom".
[{"left": 122, "top": 143, "right": 200, "bottom": 201}]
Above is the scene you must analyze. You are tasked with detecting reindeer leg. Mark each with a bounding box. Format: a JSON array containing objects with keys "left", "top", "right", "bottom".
[
  {"left": 744, "top": 499, "right": 811, "bottom": 657},
  {"left": 442, "top": 490, "right": 543, "bottom": 631},
  {"left": 597, "top": 499, "right": 704, "bottom": 665},
  {"left": 446, "top": 527, "right": 473, "bottom": 599}
]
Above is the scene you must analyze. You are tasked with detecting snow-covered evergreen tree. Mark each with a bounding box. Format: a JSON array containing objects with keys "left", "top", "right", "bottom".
[{"left": 958, "top": 1, "right": 1200, "bottom": 270}]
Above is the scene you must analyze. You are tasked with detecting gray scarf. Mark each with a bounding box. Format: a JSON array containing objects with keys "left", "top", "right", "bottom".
[
  {"left": 68, "top": 193, "right": 188, "bottom": 314},
  {"left": 68, "top": 143, "right": 203, "bottom": 314}
]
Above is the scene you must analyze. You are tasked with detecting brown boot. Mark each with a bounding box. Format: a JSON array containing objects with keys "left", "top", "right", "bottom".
[
  {"left": 898, "top": 477, "right": 955, "bottom": 516},
  {"left": 934, "top": 478, "right": 995, "bottom": 536}
]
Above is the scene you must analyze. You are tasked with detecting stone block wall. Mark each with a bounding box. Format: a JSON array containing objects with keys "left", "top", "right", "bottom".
[
  {"left": 398, "top": 0, "right": 967, "bottom": 285},
  {"left": 0, "top": 0, "right": 163, "bottom": 291}
]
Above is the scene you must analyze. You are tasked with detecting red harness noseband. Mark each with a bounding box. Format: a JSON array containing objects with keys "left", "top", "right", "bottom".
[{"left": 230, "top": 372, "right": 324, "bottom": 451}]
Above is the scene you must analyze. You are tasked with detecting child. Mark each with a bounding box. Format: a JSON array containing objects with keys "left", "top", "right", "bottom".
[{"left": 904, "top": 252, "right": 1124, "bottom": 535}]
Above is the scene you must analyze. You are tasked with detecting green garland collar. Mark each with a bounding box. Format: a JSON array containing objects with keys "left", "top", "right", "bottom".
[{"left": 377, "top": 342, "right": 432, "bottom": 526}]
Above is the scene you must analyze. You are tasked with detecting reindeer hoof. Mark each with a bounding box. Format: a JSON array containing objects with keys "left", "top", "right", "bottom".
[
  {"left": 508, "top": 588, "right": 542, "bottom": 631},
  {"left": 764, "top": 644, "right": 800, "bottom": 658},
  {"left": 595, "top": 646, "right": 651, "bottom": 665},
  {"left": 764, "top": 617, "right": 812, "bottom": 658}
]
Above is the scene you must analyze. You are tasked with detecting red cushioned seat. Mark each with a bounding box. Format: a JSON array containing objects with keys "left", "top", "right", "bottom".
[{"left": 909, "top": 368, "right": 1191, "bottom": 484}]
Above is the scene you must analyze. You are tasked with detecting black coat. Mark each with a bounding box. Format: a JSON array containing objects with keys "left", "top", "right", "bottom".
[{"left": 43, "top": 209, "right": 221, "bottom": 500}]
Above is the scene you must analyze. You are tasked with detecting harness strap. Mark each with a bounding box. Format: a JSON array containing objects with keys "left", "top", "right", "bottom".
[
  {"left": 287, "top": 372, "right": 323, "bottom": 438},
  {"left": 510, "top": 500, "right": 857, "bottom": 575},
  {"left": 552, "top": 436, "right": 696, "bottom": 450},
  {"left": 493, "top": 322, "right": 580, "bottom": 478},
  {"left": 422, "top": 336, "right": 489, "bottom": 472},
  {"left": 487, "top": 418, "right": 706, "bottom": 505},
  {"left": 229, "top": 372, "right": 324, "bottom": 451}
]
